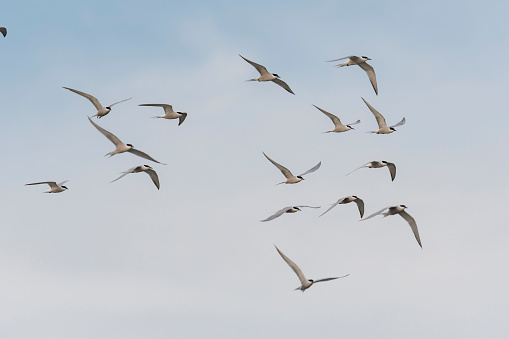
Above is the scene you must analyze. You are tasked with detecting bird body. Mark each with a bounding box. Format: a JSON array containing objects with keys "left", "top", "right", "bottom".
[
  {"left": 328, "top": 56, "right": 378, "bottom": 95},
  {"left": 361, "top": 98, "right": 405, "bottom": 134},
  {"left": 346, "top": 161, "right": 397, "bottom": 181},
  {"left": 139, "top": 104, "right": 187, "bottom": 126},
  {"left": 64, "top": 87, "right": 131, "bottom": 118},
  {"left": 362, "top": 205, "right": 422, "bottom": 248},
  {"left": 275, "top": 246, "right": 349, "bottom": 291},
  {"left": 319, "top": 196, "right": 364, "bottom": 218},
  {"left": 25, "top": 181, "right": 69, "bottom": 193},
  {"left": 261, "top": 205, "right": 320, "bottom": 222},
  {"left": 239, "top": 54, "right": 295, "bottom": 94},
  {"left": 111, "top": 165, "right": 160, "bottom": 189},
  {"left": 263, "top": 152, "right": 320, "bottom": 184},
  {"left": 313, "top": 105, "right": 360, "bottom": 133},
  {"left": 88, "top": 117, "right": 165, "bottom": 164}
]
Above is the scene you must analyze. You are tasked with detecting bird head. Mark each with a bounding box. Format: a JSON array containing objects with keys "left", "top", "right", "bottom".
[
  {"left": 272, "top": 73, "right": 280, "bottom": 78},
  {"left": 361, "top": 56, "right": 371, "bottom": 61},
  {"left": 61, "top": 186, "right": 68, "bottom": 190},
  {"left": 127, "top": 144, "right": 133, "bottom": 148},
  {"left": 297, "top": 176, "right": 304, "bottom": 180}
]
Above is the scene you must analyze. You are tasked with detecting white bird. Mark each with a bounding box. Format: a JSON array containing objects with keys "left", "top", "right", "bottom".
[
  {"left": 275, "top": 245, "right": 349, "bottom": 291},
  {"left": 361, "top": 205, "right": 422, "bottom": 248},
  {"left": 346, "top": 161, "right": 397, "bottom": 181},
  {"left": 239, "top": 54, "right": 295, "bottom": 94},
  {"left": 25, "top": 180, "right": 69, "bottom": 193},
  {"left": 138, "top": 104, "right": 187, "bottom": 126},
  {"left": 319, "top": 196, "right": 364, "bottom": 218},
  {"left": 111, "top": 165, "right": 160, "bottom": 190},
  {"left": 88, "top": 117, "right": 165, "bottom": 164},
  {"left": 64, "top": 87, "right": 131, "bottom": 118},
  {"left": 328, "top": 55, "right": 378, "bottom": 95},
  {"left": 263, "top": 152, "right": 320, "bottom": 184},
  {"left": 0, "top": 27, "right": 6, "bottom": 37},
  {"left": 362, "top": 97, "right": 405, "bottom": 134},
  {"left": 261, "top": 205, "right": 320, "bottom": 222},
  {"left": 313, "top": 104, "right": 360, "bottom": 133}
]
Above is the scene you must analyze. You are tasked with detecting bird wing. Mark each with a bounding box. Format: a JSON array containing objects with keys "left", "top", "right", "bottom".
[
  {"left": 139, "top": 104, "right": 174, "bottom": 115},
  {"left": 361, "top": 97, "right": 387, "bottom": 129},
  {"left": 25, "top": 181, "right": 58, "bottom": 188},
  {"left": 353, "top": 198, "right": 365, "bottom": 218},
  {"left": 275, "top": 246, "right": 307, "bottom": 285},
  {"left": 319, "top": 198, "right": 346, "bottom": 217},
  {"left": 271, "top": 78, "right": 295, "bottom": 94},
  {"left": 263, "top": 152, "right": 294, "bottom": 179},
  {"left": 261, "top": 206, "right": 294, "bottom": 222},
  {"left": 239, "top": 54, "right": 269, "bottom": 76},
  {"left": 299, "top": 161, "right": 321, "bottom": 177},
  {"left": 64, "top": 87, "right": 104, "bottom": 111},
  {"left": 128, "top": 148, "right": 165, "bottom": 164},
  {"left": 108, "top": 97, "right": 132, "bottom": 108},
  {"left": 0, "top": 27, "right": 6, "bottom": 37},
  {"left": 88, "top": 117, "right": 123, "bottom": 146},
  {"left": 145, "top": 169, "right": 160, "bottom": 189},
  {"left": 178, "top": 113, "right": 188, "bottom": 126},
  {"left": 346, "top": 119, "right": 361, "bottom": 126},
  {"left": 387, "top": 162, "right": 397, "bottom": 181},
  {"left": 110, "top": 167, "right": 138, "bottom": 183},
  {"left": 399, "top": 210, "right": 422, "bottom": 248},
  {"left": 313, "top": 105, "right": 343, "bottom": 127},
  {"left": 358, "top": 62, "right": 378, "bottom": 95},
  {"left": 362, "top": 207, "right": 390, "bottom": 221},
  {"left": 345, "top": 163, "right": 369, "bottom": 176},
  {"left": 326, "top": 56, "right": 353, "bottom": 62},
  {"left": 390, "top": 117, "right": 406, "bottom": 128},
  {"left": 314, "top": 274, "right": 349, "bottom": 283}
]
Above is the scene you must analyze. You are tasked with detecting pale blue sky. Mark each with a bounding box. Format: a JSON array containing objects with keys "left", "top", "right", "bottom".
[{"left": 1, "top": 1, "right": 508, "bottom": 338}]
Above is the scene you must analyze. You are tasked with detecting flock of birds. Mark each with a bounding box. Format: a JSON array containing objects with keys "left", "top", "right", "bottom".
[
  {"left": 239, "top": 53, "right": 421, "bottom": 291},
  {"left": 4, "top": 23, "right": 421, "bottom": 292}
]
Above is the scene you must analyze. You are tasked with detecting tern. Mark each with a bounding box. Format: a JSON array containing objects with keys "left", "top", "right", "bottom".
[
  {"left": 139, "top": 104, "right": 187, "bottom": 126},
  {"left": 25, "top": 180, "right": 69, "bottom": 193},
  {"left": 313, "top": 104, "right": 360, "bottom": 133},
  {"left": 319, "top": 196, "right": 364, "bottom": 218},
  {"left": 346, "top": 161, "right": 396, "bottom": 181},
  {"left": 263, "top": 152, "right": 320, "bottom": 184},
  {"left": 239, "top": 54, "right": 295, "bottom": 94},
  {"left": 64, "top": 87, "right": 131, "bottom": 118},
  {"left": 0, "top": 27, "right": 6, "bottom": 37},
  {"left": 261, "top": 205, "right": 320, "bottom": 222},
  {"left": 111, "top": 165, "right": 160, "bottom": 190},
  {"left": 328, "top": 55, "right": 378, "bottom": 95},
  {"left": 88, "top": 117, "right": 165, "bottom": 164},
  {"left": 361, "top": 205, "right": 422, "bottom": 248},
  {"left": 275, "top": 245, "right": 349, "bottom": 291},
  {"left": 362, "top": 98, "right": 405, "bottom": 134}
]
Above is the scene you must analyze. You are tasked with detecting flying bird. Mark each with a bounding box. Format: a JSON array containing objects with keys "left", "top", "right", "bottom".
[
  {"left": 275, "top": 245, "right": 349, "bottom": 291},
  {"left": 239, "top": 54, "right": 295, "bottom": 94},
  {"left": 111, "top": 165, "right": 160, "bottom": 190},
  {"left": 261, "top": 205, "right": 320, "bottom": 222},
  {"left": 88, "top": 117, "right": 165, "bottom": 164},
  {"left": 263, "top": 152, "right": 320, "bottom": 184},
  {"left": 313, "top": 104, "right": 360, "bottom": 133},
  {"left": 319, "top": 196, "right": 364, "bottom": 218},
  {"left": 64, "top": 87, "right": 131, "bottom": 118},
  {"left": 361, "top": 205, "right": 422, "bottom": 248},
  {"left": 25, "top": 180, "right": 69, "bottom": 193},
  {"left": 0, "top": 27, "right": 6, "bottom": 37},
  {"left": 362, "top": 97, "right": 405, "bottom": 134},
  {"left": 139, "top": 104, "right": 187, "bottom": 126},
  {"left": 346, "top": 161, "right": 397, "bottom": 181},
  {"left": 328, "top": 55, "right": 378, "bottom": 95}
]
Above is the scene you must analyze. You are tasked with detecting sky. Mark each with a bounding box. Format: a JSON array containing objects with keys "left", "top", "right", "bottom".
[{"left": 1, "top": 0, "right": 508, "bottom": 338}]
